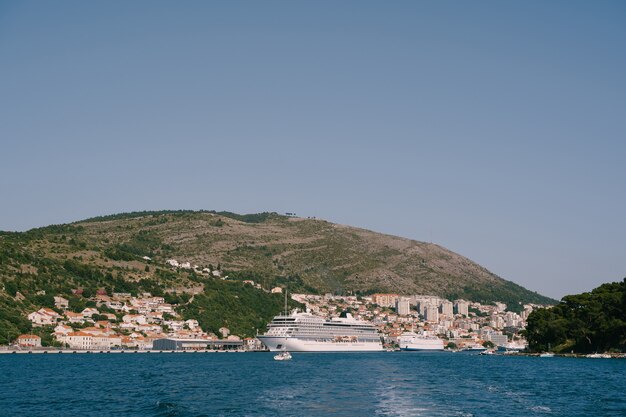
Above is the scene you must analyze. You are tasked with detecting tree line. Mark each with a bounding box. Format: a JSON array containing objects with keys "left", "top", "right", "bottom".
[{"left": 524, "top": 279, "right": 626, "bottom": 353}]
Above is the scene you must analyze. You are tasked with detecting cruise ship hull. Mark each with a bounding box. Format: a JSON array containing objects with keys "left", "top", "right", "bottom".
[
  {"left": 398, "top": 333, "right": 444, "bottom": 351},
  {"left": 258, "top": 336, "right": 383, "bottom": 352}
]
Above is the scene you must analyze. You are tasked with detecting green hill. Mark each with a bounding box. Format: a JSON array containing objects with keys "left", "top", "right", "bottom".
[{"left": 0, "top": 210, "right": 555, "bottom": 343}]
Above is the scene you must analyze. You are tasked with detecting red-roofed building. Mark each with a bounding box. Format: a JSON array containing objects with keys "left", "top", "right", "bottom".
[
  {"left": 27, "top": 308, "right": 61, "bottom": 326},
  {"left": 17, "top": 334, "right": 41, "bottom": 348}
]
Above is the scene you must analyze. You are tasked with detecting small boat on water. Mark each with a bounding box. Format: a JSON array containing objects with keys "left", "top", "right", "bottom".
[
  {"left": 586, "top": 353, "right": 611, "bottom": 359},
  {"left": 274, "top": 351, "right": 292, "bottom": 361},
  {"left": 479, "top": 349, "right": 496, "bottom": 356},
  {"left": 464, "top": 344, "right": 487, "bottom": 352},
  {"left": 497, "top": 342, "right": 527, "bottom": 353},
  {"left": 539, "top": 353, "right": 555, "bottom": 358}
]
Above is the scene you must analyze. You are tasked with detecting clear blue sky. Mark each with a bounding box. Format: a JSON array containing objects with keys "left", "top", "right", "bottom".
[{"left": 1, "top": 1, "right": 625, "bottom": 299}]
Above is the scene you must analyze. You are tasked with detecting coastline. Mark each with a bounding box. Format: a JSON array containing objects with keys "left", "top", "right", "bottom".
[{"left": 2, "top": 349, "right": 625, "bottom": 359}]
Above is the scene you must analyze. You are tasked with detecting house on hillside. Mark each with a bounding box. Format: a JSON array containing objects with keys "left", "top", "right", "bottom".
[
  {"left": 146, "top": 312, "right": 163, "bottom": 323},
  {"left": 95, "top": 320, "right": 113, "bottom": 329},
  {"left": 81, "top": 308, "right": 100, "bottom": 318},
  {"left": 102, "top": 313, "right": 117, "bottom": 321},
  {"left": 54, "top": 296, "right": 69, "bottom": 310},
  {"left": 54, "top": 324, "right": 73, "bottom": 336},
  {"left": 27, "top": 308, "right": 61, "bottom": 326},
  {"left": 65, "top": 311, "right": 86, "bottom": 324},
  {"left": 122, "top": 314, "right": 147, "bottom": 325},
  {"left": 156, "top": 303, "right": 174, "bottom": 314},
  {"left": 185, "top": 319, "right": 199, "bottom": 330},
  {"left": 16, "top": 334, "right": 41, "bottom": 348}
]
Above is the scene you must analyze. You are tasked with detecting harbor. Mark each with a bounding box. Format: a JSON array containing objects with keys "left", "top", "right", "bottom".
[{"left": 2, "top": 350, "right": 625, "bottom": 416}]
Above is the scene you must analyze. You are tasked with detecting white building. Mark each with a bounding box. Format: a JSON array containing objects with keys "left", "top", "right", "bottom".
[
  {"left": 65, "top": 311, "right": 86, "bottom": 324},
  {"left": 54, "top": 296, "right": 69, "bottom": 310},
  {"left": 424, "top": 305, "right": 439, "bottom": 323},
  {"left": 17, "top": 334, "right": 41, "bottom": 348},
  {"left": 371, "top": 294, "right": 400, "bottom": 308},
  {"left": 185, "top": 319, "right": 200, "bottom": 330},
  {"left": 63, "top": 332, "right": 93, "bottom": 349},
  {"left": 27, "top": 308, "right": 61, "bottom": 326},
  {"left": 395, "top": 298, "right": 411, "bottom": 316},
  {"left": 81, "top": 308, "right": 100, "bottom": 318},
  {"left": 123, "top": 314, "right": 147, "bottom": 324},
  {"left": 490, "top": 315, "right": 505, "bottom": 329},
  {"left": 485, "top": 331, "right": 508, "bottom": 346},
  {"left": 54, "top": 324, "right": 73, "bottom": 336},
  {"left": 439, "top": 300, "right": 454, "bottom": 317},
  {"left": 454, "top": 300, "right": 469, "bottom": 316}
]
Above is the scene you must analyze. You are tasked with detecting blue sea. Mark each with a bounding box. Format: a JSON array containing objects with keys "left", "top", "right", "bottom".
[{"left": 1, "top": 351, "right": 625, "bottom": 416}]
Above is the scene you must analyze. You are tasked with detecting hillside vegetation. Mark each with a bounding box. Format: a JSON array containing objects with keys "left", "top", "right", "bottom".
[
  {"left": 0, "top": 210, "right": 555, "bottom": 342},
  {"left": 525, "top": 279, "right": 626, "bottom": 353}
]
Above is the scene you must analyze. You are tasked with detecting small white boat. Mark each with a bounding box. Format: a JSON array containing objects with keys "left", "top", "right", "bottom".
[
  {"left": 479, "top": 349, "right": 496, "bottom": 356},
  {"left": 274, "top": 351, "right": 292, "bottom": 361},
  {"left": 586, "top": 353, "right": 611, "bottom": 359},
  {"left": 539, "top": 353, "right": 555, "bottom": 358},
  {"left": 464, "top": 344, "right": 487, "bottom": 352}
]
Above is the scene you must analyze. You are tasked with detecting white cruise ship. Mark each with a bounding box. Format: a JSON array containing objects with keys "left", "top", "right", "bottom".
[
  {"left": 398, "top": 331, "right": 444, "bottom": 351},
  {"left": 258, "top": 311, "right": 384, "bottom": 352}
]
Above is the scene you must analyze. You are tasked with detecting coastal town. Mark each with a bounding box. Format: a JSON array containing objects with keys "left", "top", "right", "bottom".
[{"left": 4, "top": 256, "right": 537, "bottom": 353}]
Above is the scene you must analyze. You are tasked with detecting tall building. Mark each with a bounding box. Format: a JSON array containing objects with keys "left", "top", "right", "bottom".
[
  {"left": 371, "top": 294, "right": 399, "bottom": 308},
  {"left": 454, "top": 300, "right": 469, "bottom": 316},
  {"left": 490, "top": 315, "right": 505, "bottom": 329},
  {"left": 504, "top": 312, "right": 521, "bottom": 328},
  {"left": 424, "top": 305, "right": 439, "bottom": 323},
  {"left": 417, "top": 299, "right": 437, "bottom": 316},
  {"left": 396, "top": 298, "right": 410, "bottom": 316},
  {"left": 439, "top": 300, "right": 453, "bottom": 317}
]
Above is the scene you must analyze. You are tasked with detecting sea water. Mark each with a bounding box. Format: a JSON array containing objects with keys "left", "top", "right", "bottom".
[{"left": 1, "top": 351, "right": 625, "bottom": 416}]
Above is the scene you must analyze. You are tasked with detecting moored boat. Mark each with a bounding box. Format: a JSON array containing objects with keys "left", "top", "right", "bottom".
[
  {"left": 586, "top": 353, "right": 611, "bottom": 359},
  {"left": 463, "top": 344, "right": 487, "bottom": 352},
  {"left": 497, "top": 341, "right": 527, "bottom": 353},
  {"left": 274, "top": 351, "right": 292, "bottom": 361},
  {"left": 397, "top": 332, "right": 444, "bottom": 351}
]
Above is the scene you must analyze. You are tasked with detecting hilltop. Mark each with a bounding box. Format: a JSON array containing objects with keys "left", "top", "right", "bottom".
[{"left": 1, "top": 210, "right": 555, "bottom": 301}]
